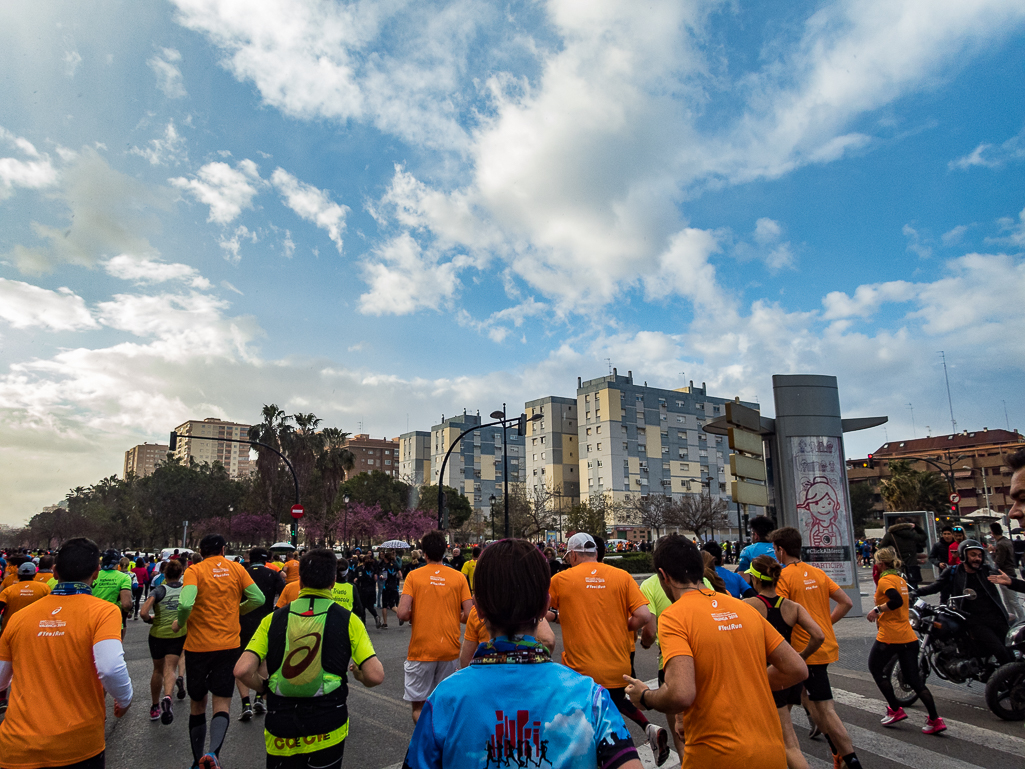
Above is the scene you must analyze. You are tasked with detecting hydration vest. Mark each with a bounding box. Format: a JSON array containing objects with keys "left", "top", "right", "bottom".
[{"left": 265, "top": 594, "right": 353, "bottom": 738}]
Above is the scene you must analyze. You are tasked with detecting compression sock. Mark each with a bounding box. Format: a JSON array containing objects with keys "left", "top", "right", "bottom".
[
  {"left": 842, "top": 753, "right": 863, "bottom": 769},
  {"left": 188, "top": 714, "right": 207, "bottom": 764},
  {"left": 617, "top": 698, "right": 650, "bottom": 729},
  {"left": 209, "top": 711, "right": 230, "bottom": 757},
  {"left": 918, "top": 689, "right": 939, "bottom": 720}
]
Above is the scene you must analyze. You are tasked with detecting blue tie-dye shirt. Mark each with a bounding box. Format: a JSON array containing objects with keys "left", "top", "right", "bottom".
[{"left": 403, "top": 637, "right": 638, "bottom": 769}]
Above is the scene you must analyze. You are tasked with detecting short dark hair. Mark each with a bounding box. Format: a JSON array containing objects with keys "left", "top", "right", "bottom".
[
  {"left": 39, "top": 555, "right": 54, "bottom": 570},
  {"left": 249, "top": 547, "right": 269, "bottom": 564},
  {"left": 749, "top": 516, "right": 775, "bottom": 539},
  {"left": 421, "top": 530, "right": 447, "bottom": 562},
  {"left": 701, "top": 541, "right": 722, "bottom": 566},
  {"left": 474, "top": 539, "right": 550, "bottom": 637},
  {"left": 472, "top": 546, "right": 481, "bottom": 559},
  {"left": 1007, "top": 449, "right": 1025, "bottom": 472},
  {"left": 55, "top": 538, "right": 101, "bottom": 583},
  {"left": 769, "top": 526, "right": 802, "bottom": 558},
  {"left": 941, "top": 526, "right": 954, "bottom": 533},
  {"left": 653, "top": 534, "right": 704, "bottom": 585},
  {"left": 300, "top": 549, "right": 337, "bottom": 590},
  {"left": 199, "top": 534, "right": 226, "bottom": 557},
  {"left": 164, "top": 559, "right": 184, "bottom": 581},
  {"left": 992, "top": 522, "right": 1004, "bottom": 536}
]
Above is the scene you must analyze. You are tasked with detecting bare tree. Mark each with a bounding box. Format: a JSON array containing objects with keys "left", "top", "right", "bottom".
[
  {"left": 625, "top": 493, "right": 680, "bottom": 537},
  {"left": 677, "top": 493, "right": 730, "bottom": 539}
]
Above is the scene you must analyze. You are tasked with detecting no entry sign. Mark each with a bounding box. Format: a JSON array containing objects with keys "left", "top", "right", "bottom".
[{"left": 291, "top": 504, "right": 305, "bottom": 519}]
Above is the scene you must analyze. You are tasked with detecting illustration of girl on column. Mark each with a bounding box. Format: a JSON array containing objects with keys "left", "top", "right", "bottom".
[{"left": 796, "top": 476, "right": 843, "bottom": 547}]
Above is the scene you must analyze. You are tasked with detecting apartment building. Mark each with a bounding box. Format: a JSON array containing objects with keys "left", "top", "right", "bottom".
[
  {"left": 398, "top": 430, "right": 431, "bottom": 485},
  {"left": 172, "top": 418, "right": 253, "bottom": 479},
  {"left": 124, "top": 442, "right": 169, "bottom": 479},
  {"left": 576, "top": 370, "right": 758, "bottom": 510},
  {"left": 430, "top": 411, "right": 526, "bottom": 511},
  {"left": 342, "top": 434, "right": 400, "bottom": 478},
  {"left": 525, "top": 396, "right": 580, "bottom": 512}
]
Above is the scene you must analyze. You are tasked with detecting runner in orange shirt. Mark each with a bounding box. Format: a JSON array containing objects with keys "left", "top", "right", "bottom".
[
  {"left": 0, "top": 563, "right": 51, "bottom": 629},
  {"left": 623, "top": 534, "right": 806, "bottom": 769},
  {"left": 0, "top": 537, "right": 133, "bottom": 769},
  {"left": 770, "top": 526, "right": 861, "bottom": 769},
  {"left": 396, "top": 530, "right": 473, "bottom": 724},
  {"left": 173, "top": 534, "right": 265, "bottom": 769},
  {"left": 280, "top": 552, "right": 300, "bottom": 584},
  {"left": 33, "top": 555, "right": 57, "bottom": 588},
  {"left": 547, "top": 533, "right": 667, "bottom": 764}
]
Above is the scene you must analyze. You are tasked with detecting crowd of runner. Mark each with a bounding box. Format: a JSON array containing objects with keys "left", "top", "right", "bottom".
[{"left": 0, "top": 448, "right": 1022, "bottom": 769}]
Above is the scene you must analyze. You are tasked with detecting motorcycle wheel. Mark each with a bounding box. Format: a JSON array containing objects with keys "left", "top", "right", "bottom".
[
  {"left": 985, "top": 661, "right": 1025, "bottom": 722},
  {"left": 882, "top": 655, "right": 921, "bottom": 707}
]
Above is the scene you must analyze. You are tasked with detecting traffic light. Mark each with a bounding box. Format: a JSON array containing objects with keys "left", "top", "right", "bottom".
[
  {"left": 950, "top": 503, "right": 957, "bottom": 514},
  {"left": 517, "top": 413, "right": 527, "bottom": 436},
  {"left": 868, "top": 453, "right": 875, "bottom": 469},
  {"left": 169, "top": 432, "right": 178, "bottom": 451}
]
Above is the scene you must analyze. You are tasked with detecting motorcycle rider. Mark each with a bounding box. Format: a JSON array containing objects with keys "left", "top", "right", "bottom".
[{"left": 919, "top": 538, "right": 1025, "bottom": 665}]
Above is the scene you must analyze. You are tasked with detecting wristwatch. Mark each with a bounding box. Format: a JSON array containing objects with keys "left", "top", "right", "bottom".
[{"left": 639, "top": 689, "right": 649, "bottom": 710}]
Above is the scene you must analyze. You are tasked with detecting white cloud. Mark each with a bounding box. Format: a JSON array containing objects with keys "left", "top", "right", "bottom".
[
  {"left": 148, "top": 47, "right": 187, "bottom": 99},
  {"left": 949, "top": 126, "right": 1025, "bottom": 170},
  {"left": 170, "top": 159, "right": 263, "bottom": 224},
  {"left": 992, "top": 206, "right": 1025, "bottom": 247},
  {"left": 270, "top": 169, "right": 348, "bottom": 253},
  {"left": 63, "top": 49, "right": 82, "bottom": 78},
  {"left": 358, "top": 233, "right": 468, "bottom": 315},
  {"left": 130, "top": 119, "right": 188, "bottom": 166},
  {"left": 103, "top": 254, "right": 211, "bottom": 289},
  {"left": 0, "top": 127, "right": 59, "bottom": 201},
  {"left": 0, "top": 279, "right": 98, "bottom": 331},
  {"left": 902, "top": 224, "right": 932, "bottom": 259},
  {"left": 821, "top": 281, "right": 917, "bottom": 320},
  {"left": 941, "top": 224, "right": 969, "bottom": 246},
  {"left": 218, "top": 224, "right": 257, "bottom": 263}
]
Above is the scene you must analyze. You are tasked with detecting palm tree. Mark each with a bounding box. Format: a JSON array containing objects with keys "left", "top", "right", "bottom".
[
  {"left": 880, "top": 460, "right": 950, "bottom": 513},
  {"left": 286, "top": 412, "right": 323, "bottom": 502},
  {"left": 316, "top": 428, "right": 355, "bottom": 545},
  {"left": 249, "top": 404, "right": 292, "bottom": 522}
]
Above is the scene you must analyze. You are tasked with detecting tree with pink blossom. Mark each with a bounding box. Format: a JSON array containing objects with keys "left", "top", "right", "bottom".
[
  {"left": 337, "top": 502, "right": 380, "bottom": 547},
  {"left": 381, "top": 508, "right": 435, "bottom": 543}
]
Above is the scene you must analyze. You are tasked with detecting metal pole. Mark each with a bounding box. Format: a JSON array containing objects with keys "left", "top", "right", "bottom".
[
  {"left": 503, "top": 403, "right": 510, "bottom": 538},
  {"left": 436, "top": 419, "right": 505, "bottom": 529}
]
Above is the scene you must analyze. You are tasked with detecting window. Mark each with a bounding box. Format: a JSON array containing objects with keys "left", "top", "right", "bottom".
[
  {"left": 595, "top": 395, "right": 600, "bottom": 405},
  {"left": 597, "top": 460, "right": 603, "bottom": 467},
  {"left": 678, "top": 449, "right": 687, "bottom": 458},
  {"left": 596, "top": 443, "right": 602, "bottom": 450},
  {"left": 532, "top": 438, "right": 538, "bottom": 445},
  {"left": 474, "top": 469, "right": 481, "bottom": 478},
  {"left": 541, "top": 467, "right": 546, "bottom": 475},
  {"left": 699, "top": 449, "right": 708, "bottom": 458},
  {"left": 586, "top": 411, "right": 591, "bottom": 419},
  {"left": 595, "top": 410, "right": 600, "bottom": 419},
  {"left": 532, "top": 453, "right": 537, "bottom": 460},
  {"left": 713, "top": 405, "right": 721, "bottom": 414},
  {"left": 587, "top": 444, "right": 592, "bottom": 452},
  {"left": 636, "top": 395, "right": 643, "bottom": 402},
  {"left": 680, "top": 462, "right": 689, "bottom": 471},
  {"left": 676, "top": 416, "right": 684, "bottom": 423},
  {"left": 662, "top": 446, "right": 669, "bottom": 454},
  {"left": 540, "top": 436, "right": 546, "bottom": 444},
  {"left": 596, "top": 425, "right": 602, "bottom": 433},
  {"left": 585, "top": 394, "right": 591, "bottom": 402},
  {"left": 533, "top": 469, "right": 538, "bottom": 476},
  {"left": 586, "top": 427, "right": 592, "bottom": 435},
  {"left": 385, "top": 459, "right": 392, "bottom": 465},
  {"left": 699, "top": 433, "right": 707, "bottom": 441},
  {"left": 588, "top": 477, "right": 594, "bottom": 487},
  {"left": 587, "top": 461, "right": 593, "bottom": 468},
  {"left": 541, "top": 452, "right": 545, "bottom": 460},
  {"left": 598, "top": 476, "right": 604, "bottom": 485},
  {"left": 368, "top": 459, "right": 375, "bottom": 465},
  {"left": 660, "top": 414, "right": 667, "bottom": 421},
  {"left": 623, "top": 441, "right": 629, "bottom": 450}
]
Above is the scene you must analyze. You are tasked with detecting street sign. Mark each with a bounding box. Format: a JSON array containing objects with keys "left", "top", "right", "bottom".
[
  {"left": 732, "top": 480, "right": 769, "bottom": 506},
  {"left": 730, "top": 453, "right": 766, "bottom": 482},
  {"left": 725, "top": 402, "right": 762, "bottom": 432},
  {"left": 728, "top": 427, "right": 764, "bottom": 456},
  {"left": 949, "top": 493, "right": 960, "bottom": 504},
  {"left": 291, "top": 504, "right": 305, "bottom": 519}
]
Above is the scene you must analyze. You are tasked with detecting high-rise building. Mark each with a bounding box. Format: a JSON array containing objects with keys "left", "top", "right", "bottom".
[
  {"left": 341, "top": 434, "right": 400, "bottom": 477},
  {"left": 172, "top": 418, "right": 253, "bottom": 479},
  {"left": 524, "top": 396, "right": 580, "bottom": 516},
  {"left": 430, "top": 412, "right": 526, "bottom": 512},
  {"left": 398, "top": 431, "right": 431, "bottom": 485},
  {"left": 124, "top": 442, "right": 169, "bottom": 479},
  {"left": 576, "top": 369, "right": 758, "bottom": 514}
]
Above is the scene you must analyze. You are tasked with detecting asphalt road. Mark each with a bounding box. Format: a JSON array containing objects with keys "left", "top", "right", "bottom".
[{"left": 100, "top": 569, "right": 1025, "bottom": 769}]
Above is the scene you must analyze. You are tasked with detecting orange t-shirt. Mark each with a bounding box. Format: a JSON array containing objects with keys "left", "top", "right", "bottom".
[
  {"left": 874, "top": 572, "right": 917, "bottom": 644},
  {"left": 275, "top": 580, "right": 301, "bottom": 608},
  {"left": 281, "top": 560, "right": 300, "bottom": 584},
  {"left": 402, "top": 563, "right": 471, "bottom": 661},
  {"left": 0, "top": 594, "right": 122, "bottom": 768},
  {"left": 0, "top": 572, "right": 18, "bottom": 593},
  {"left": 182, "top": 556, "right": 256, "bottom": 652},
  {"left": 659, "top": 590, "right": 787, "bottom": 769},
  {"left": 464, "top": 605, "right": 488, "bottom": 646},
  {"left": 266, "top": 562, "right": 282, "bottom": 572},
  {"left": 548, "top": 561, "right": 648, "bottom": 689},
  {"left": 0, "top": 581, "right": 51, "bottom": 627},
  {"left": 33, "top": 572, "right": 54, "bottom": 584},
  {"left": 775, "top": 562, "right": 840, "bottom": 665}
]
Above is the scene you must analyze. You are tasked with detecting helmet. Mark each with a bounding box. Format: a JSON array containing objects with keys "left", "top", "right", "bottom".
[
  {"left": 101, "top": 549, "right": 122, "bottom": 570},
  {"left": 958, "top": 539, "right": 986, "bottom": 561}
]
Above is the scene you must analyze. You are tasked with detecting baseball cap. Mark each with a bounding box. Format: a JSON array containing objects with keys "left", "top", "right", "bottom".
[
  {"left": 18, "top": 562, "right": 37, "bottom": 577},
  {"left": 566, "top": 533, "right": 597, "bottom": 553}
]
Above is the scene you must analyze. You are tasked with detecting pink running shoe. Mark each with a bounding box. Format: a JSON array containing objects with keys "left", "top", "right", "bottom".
[
  {"left": 880, "top": 706, "right": 907, "bottom": 726},
  {"left": 922, "top": 716, "right": 947, "bottom": 735}
]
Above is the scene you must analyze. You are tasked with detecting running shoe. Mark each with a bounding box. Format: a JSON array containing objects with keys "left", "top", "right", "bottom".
[
  {"left": 832, "top": 754, "right": 844, "bottom": 769},
  {"left": 160, "top": 696, "right": 174, "bottom": 725},
  {"left": 374, "top": 615, "right": 381, "bottom": 629},
  {"left": 198, "top": 753, "right": 221, "bottom": 769},
  {"left": 253, "top": 696, "right": 267, "bottom": 715},
  {"left": 880, "top": 706, "right": 907, "bottom": 726},
  {"left": 645, "top": 723, "right": 670, "bottom": 767},
  {"left": 149, "top": 703, "right": 160, "bottom": 721},
  {"left": 176, "top": 675, "right": 186, "bottom": 700},
  {"left": 922, "top": 716, "right": 947, "bottom": 735},
  {"left": 239, "top": 702, "right": 254, "bottom": 722},
  {"left": 807, "top": 709, "right": 821, "bottom": 738}
]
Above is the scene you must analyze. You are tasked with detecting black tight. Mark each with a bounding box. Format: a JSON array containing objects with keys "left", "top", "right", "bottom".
[
  {"left": 607, "top": 686, "right": 650, "bottom": 730},
  {"left": 868, "top": 640, "right": 938, "bottom": 719}
]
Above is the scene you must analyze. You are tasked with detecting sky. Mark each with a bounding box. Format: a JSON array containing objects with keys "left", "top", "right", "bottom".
[{"left": 1, "top": 0, "right": 1023, "bottom": 525}]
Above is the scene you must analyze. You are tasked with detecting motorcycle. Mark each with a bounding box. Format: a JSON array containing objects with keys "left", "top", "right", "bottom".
[{"left": 883, "top": 588, "right": 1025, "bottom": 721}]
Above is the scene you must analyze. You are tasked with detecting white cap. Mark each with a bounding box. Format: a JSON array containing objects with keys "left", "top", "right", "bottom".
[{"left": 566, "top": 533, "right": 597, "bottom": 553}]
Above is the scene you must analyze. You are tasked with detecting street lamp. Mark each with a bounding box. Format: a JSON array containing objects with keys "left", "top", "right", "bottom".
[
  {"left": 490, "top": 494, "right": 496, "bottom": 541},
  {"left": 963, "top": 465, "right": 994, "bottom": 520},
  {"left": 489, "top": 406, "right": 543, "bottom": 538},
  {"left": 341, "top": 495, "right": 350, "bottom": 549}
]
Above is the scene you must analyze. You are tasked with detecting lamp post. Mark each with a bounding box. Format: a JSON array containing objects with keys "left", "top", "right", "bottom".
[
  {"left": 489, "top": 494, "right": 496, "bottom": 541},
  {"left": 341, "top": 495, "right": 350, "bottom": 549}
]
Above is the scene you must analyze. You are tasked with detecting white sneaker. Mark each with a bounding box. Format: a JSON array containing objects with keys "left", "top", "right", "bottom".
[{"left": 646, "top": 723, "right": 669, "bottom": 767}]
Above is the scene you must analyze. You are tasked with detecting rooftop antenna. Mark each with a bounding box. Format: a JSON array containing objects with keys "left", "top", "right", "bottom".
[
  {"left": 939, "top": 351, "right": 956, "bottom": 434},
  {"left": 605, "top": 358, "right": 612, "bottom": 376},
  {"left": 1004, "top": 400, "right": 1011, "bottom": 431},
  {"left": 907, "top": 403, "right": 916, "bottom": 438},
  {"left": 883, "top": 426, "right": 889, "bottom": 441}
]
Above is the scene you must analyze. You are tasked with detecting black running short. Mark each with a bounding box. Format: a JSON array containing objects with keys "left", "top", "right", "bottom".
[
  {"left": 267, "top": 740, "right": 345, "bottom": 769},
  {"left": 382, "top": 587, "right": 400, "bottom": 610},
  {"left": 185, "top": 647, "right": 242, "bottom": 700},
  {"left": 773, "top": 682, "right": 804, "bottom": 708},
  {"left": 803, "top": 663, "right": 833, "bottom": 702},
  {"left": 148, "top": 634, "right": 186, "bottom": 660},
  {"left": 30, "top": 751, "right": 104, "bottom": 769}
]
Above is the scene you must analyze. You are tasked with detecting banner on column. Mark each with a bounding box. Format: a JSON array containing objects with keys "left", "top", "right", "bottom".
[{"left": 789, "top": 436, "right": 853, "bottom": 586}]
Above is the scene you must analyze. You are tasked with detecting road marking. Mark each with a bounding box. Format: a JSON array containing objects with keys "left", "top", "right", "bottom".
[
  {"left": 636, "top": 743, "right": 681, "bottom": 769},
  {"left": 792, "top": 708, "right": 987, "bottom": 769}
]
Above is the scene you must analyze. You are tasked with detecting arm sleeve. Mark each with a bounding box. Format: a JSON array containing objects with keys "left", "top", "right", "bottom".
[
  {"left": 240, "top": 581, "right": 265, "bottom": 615},
  {"left": 883, "top": 588, "right": 903, "bottom": 610},
  {"left": 94, "top": 638, "right": 133, "bottom": 707},
  {"left": 177, "top": 583, "right": 198, "bottom": 625},
  {"left": 1007, "top": 577, "right": 1025, "bottom": 594}
]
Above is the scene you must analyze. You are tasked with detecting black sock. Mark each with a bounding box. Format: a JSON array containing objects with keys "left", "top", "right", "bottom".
[
  {"left": 209, "top": 711, "right": 229, "bottom": 757},
  {"left": 241, "top": 696, "right": 251, "bottom": 707},
  {"left": 188, "top": 714, "right": 206, "bottom": 764},
  {"left": 843, "top": 753, "right": 862, "bottom": 769}
]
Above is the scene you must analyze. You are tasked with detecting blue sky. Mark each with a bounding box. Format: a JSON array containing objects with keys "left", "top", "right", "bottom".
[{"left": 1, "top": 0, "right": 1023, "bottom": 524}]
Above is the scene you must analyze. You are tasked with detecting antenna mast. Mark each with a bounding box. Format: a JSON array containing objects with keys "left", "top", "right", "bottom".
[{"left": 939, "top": 351, "right": 956, "bottom": 434}]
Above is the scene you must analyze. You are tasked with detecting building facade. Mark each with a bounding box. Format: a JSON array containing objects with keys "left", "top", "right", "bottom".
[
  {"left": 398, "top": 431, "right": 431, "bottom": 486},
  {"left": 342, "top": 434, "right": 400, "bottom": 478},
  {"left": 172, "top": 418, "right": 253, "bottom": 479},
  {"left": 525, "top": 396, "right": 580, "bottom": 518},
  {"left": 124, "top": 442, "right": 169, "bottom": 479}
]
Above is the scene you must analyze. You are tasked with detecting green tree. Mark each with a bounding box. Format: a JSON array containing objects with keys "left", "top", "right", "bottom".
[
  {"left": 880, "top": 460, "right": 949, "bottom": 514},
  {"left": 248, "top": 404, "right": 293, "bottom": 524},
  {"left": 566, "top": 497, "right": 609, "bottom": 538},
  {"left": 340, "top": 471, "right": 412, "bottom": 515},
  {"left": 848, "top": 481, "right": 877, "bottom": 537},
  {"left": 416, "top": 484, "right": 473, "bottom": 530}
]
